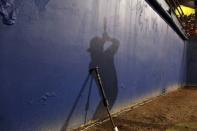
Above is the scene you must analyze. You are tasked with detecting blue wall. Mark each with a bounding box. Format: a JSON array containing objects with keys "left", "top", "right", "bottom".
[{"left": 0, "top": 0, "right": 186, "bottom": 130}]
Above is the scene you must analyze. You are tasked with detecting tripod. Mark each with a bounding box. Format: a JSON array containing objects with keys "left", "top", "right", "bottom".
[
  {"left": 89, "top": 66, "right": 119, "bottom": 131},
  {"left": 60, "top": 73, "right": 93, "bottom": 131},
  {"left": 61, "top": 66, "right": 119, "bottom": 131}
]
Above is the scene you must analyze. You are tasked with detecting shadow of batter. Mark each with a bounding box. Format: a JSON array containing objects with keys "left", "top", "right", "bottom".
[{"left": 87, "top": 32, "right": 119, "bottom": 120}]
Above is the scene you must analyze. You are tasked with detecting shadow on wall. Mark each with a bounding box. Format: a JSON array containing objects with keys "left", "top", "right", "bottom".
[
  {"left": 187, "top": 37, "right": 197, "bottom": 85},
  {"left": 61, "top": 23, "right": 120, "bottom": 131},
  {"left": 87, "top": 33, "right": 119, "bottom": 120},
  {"left": 60, "top": 74, "right": 92, "bottom": 131}
]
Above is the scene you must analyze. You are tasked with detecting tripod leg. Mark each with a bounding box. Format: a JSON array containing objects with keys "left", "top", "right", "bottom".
[
  {"left": 84, "top": 76, "right": 93, "bottom": 124},
  {"left": 90, "top": 67, "right": 119, "bottom": 131},
  {"left": 61, "top": 74, "right": 90, "bottom": 131}
]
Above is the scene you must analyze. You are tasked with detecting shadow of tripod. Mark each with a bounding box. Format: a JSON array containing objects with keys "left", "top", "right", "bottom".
[{"left": 60, "top": 73, "right": 94, "bottom": 131}]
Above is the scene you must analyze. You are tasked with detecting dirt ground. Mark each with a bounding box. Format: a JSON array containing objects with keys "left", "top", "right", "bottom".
[{"left": 76, "top": 87, "right": 197, "bottom": 131}]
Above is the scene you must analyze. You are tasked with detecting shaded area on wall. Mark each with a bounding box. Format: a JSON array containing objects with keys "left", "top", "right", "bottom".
[
  {"left": 61, "top": 23, "right": 120, "bottom": 130},
  {"left": 187, "top": 37, "right": 197, "bottom": 85},
  {"left": 60, "top": 74, "right": 93, "bottom": 131},
  {"left": 88, "top": 33, "right": 119, "bottom": 120}
]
